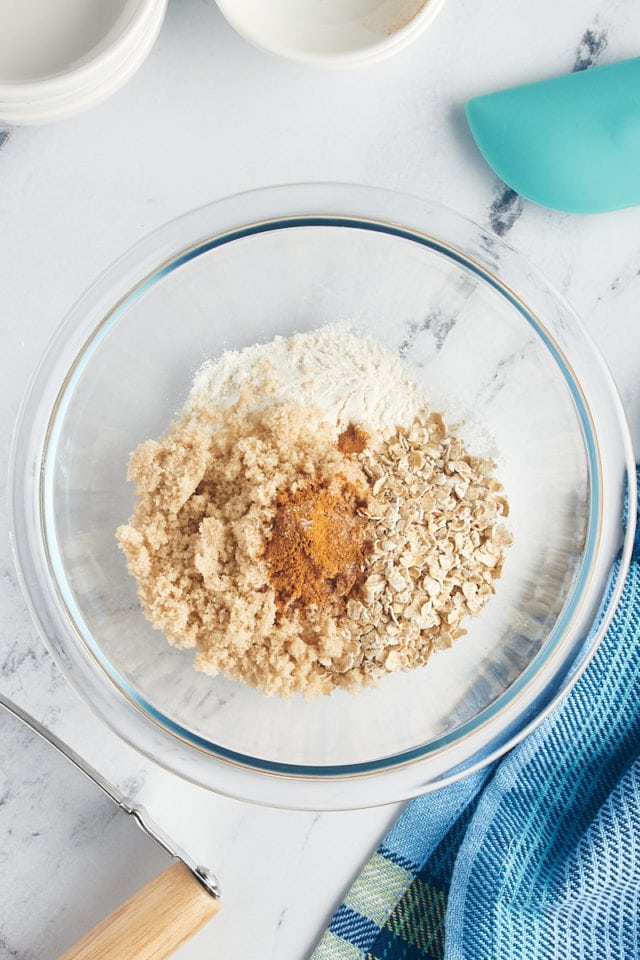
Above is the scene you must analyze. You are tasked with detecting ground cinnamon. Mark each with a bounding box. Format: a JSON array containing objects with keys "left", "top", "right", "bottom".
[
  {"left": 266, "top": 474, "right": 371, "bottom": 617},
  {"left": 337, "top": 422, "right": 368, "bottom": 455}
]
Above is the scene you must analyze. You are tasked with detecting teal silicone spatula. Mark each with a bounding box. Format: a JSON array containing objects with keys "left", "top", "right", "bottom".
[{"left": 466, "top": 57, "right": 640, "bottom": 213}]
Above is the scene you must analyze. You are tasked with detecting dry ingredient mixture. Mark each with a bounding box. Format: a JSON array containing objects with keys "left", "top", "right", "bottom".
[{"left": 117, "top": 327, "right": 512, "bottom": 699}]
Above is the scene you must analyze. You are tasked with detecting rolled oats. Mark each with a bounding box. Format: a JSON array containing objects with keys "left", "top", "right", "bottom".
[{"left": 344, "top": 412, "right": 512, "bottom": 678}]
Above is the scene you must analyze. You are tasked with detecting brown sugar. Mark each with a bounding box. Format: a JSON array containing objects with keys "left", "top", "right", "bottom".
[
  {"left": 265, "top": 475, "right": 371, "bottom": 617},
  {"left": 117, "top": 399, "right": 374, "bottom": 699}
]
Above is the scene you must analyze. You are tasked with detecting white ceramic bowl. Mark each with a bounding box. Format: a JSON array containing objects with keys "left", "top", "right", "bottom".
[
  {"left": 0, "top": 0, "right": 167, "bottom": 125},
  {"left": 214, "top": 0, "right": 449, "bottom": 67}
]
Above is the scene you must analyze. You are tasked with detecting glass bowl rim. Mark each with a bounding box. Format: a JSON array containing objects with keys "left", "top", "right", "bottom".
[{"left": 10, "top": 183, "right": 636, "bottom": 808}]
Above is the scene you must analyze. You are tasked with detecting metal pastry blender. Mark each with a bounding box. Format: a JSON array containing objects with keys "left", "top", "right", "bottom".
[{"left": 0, "top": 691, "right": 220, "bottom": 960}]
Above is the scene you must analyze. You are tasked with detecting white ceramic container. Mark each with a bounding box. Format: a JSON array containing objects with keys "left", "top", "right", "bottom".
[
  {"left": 0, "top": 0, "right": 167, "bottom": 125},
  {"left": 214, "top": 0, "right": 449, "bottom": 67}
]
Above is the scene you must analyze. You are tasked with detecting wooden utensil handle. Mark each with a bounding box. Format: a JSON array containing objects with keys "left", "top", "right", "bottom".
[{"left": 58, "top": 861, "right": 220, "bottom": 960}]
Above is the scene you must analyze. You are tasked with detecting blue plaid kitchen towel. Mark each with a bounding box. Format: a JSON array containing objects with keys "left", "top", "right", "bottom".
[{"left": 312, "top": 467, "right": 640, "bottom": 960}]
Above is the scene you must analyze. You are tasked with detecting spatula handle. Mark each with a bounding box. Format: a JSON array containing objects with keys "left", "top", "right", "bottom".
[{"left": 58, "top": 861, "right": 220, "bottom": 960}]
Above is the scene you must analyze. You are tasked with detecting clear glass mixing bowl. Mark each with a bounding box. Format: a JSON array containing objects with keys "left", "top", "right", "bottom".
[{"left": 10, "top": 184, "right": 636, "bottom": 809}]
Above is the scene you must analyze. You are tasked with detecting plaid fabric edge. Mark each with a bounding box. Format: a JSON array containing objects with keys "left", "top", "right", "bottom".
[{"left": 312, "top": 845, "right": 419, "bottom": 959}]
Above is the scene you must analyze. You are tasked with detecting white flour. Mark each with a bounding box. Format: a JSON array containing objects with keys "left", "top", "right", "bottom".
[{"left": 186, "top": 325, "right": 428, "bottom": 431}]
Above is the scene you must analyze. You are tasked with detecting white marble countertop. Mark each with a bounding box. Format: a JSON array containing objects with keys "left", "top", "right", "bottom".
[{"left": 1, "top": 1, "right": 639, "bottom": 957}]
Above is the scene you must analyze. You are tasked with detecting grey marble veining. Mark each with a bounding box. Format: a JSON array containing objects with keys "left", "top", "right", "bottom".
[{"left": 1, "top": 0, "right": 640, "bottom": 957}]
